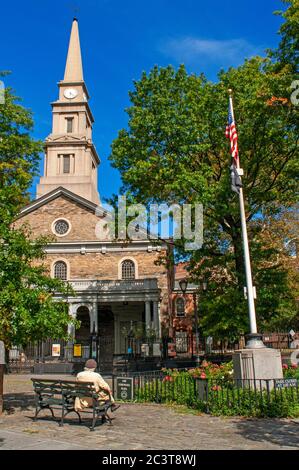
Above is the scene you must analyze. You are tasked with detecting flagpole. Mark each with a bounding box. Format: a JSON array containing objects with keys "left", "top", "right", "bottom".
[{"left": 228, "top": 90, "right": 264, "bottom": 348}]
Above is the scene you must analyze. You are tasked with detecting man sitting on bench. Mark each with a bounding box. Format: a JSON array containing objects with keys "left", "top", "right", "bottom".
[{"left": 75, "top": 359, "right": 120, "bottom": 412}]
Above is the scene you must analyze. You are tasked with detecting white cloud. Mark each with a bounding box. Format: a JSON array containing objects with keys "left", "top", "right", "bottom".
[{"left": 160, "top": 37, "right": 263, "bottom": 67}]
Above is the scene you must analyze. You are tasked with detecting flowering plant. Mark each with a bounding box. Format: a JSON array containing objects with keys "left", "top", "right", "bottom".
[{"left": 282, "top": 362, "right": 299, "bottom": 379}]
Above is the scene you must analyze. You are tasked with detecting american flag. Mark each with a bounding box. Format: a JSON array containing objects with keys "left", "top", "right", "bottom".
[{"left": 225, "top": 99, "right": 239, "bottom": 165}]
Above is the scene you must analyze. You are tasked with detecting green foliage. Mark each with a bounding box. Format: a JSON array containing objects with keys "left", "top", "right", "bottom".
[
  {"left": 110, "top": 2, "right": 299, "bottom": 336},
  {"left": 269, "top": 0, "right": 299, "bottom": 73},
  {"left": 134, "top": 366, "right": 299, "bottom": 418},
  {"left": 0, "top": 73, "right": 42, "bottom": 216},
  {"left": 283, "top": 363, "right": 299, "bottom": 379},
  {"left": 0, "top": 77, "right": 77, "bottom": 349}
]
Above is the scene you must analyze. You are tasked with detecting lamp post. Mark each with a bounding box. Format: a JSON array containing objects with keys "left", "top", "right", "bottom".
[
  {"left": 179, "top": 279, "right": 207, "bottom": 367},
  {"left": 179, "top": 279, "right": 200, "bottom": 367},
  {"left": 90, "top": 322, "right": 99, "bottom": 364}
]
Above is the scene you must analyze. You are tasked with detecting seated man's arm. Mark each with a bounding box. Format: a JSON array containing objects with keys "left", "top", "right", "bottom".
[{"left": 95, "top": 375, "right": 111, "bottom": 393}]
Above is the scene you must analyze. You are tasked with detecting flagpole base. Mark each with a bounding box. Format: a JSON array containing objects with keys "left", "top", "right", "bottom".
[{"left": 245, "top": 333, "right": 265, "bottom": 349}]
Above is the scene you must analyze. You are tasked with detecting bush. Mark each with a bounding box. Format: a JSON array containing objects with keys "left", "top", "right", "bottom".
[{"left": 134, "top": 363, "right": 299, "bottom": 418}]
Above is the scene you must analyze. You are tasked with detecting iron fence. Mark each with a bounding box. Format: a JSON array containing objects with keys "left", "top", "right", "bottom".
[{"left": 113, "top": 369, "right": 299, "bottom": 417}]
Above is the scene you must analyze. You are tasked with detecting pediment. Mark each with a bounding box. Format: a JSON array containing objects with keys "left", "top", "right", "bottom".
[{"left": 18, "top": 186, "right": 98, "bottom": 218}]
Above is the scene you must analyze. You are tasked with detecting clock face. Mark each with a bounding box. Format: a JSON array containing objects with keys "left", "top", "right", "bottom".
[{"left": 64, "top": 88, "right": 78, "bottom": 99}]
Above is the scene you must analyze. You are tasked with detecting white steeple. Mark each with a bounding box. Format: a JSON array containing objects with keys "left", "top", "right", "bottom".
[
  {"left": 36, "top": 19, "right": 101, "bottom": 205},
  {"left": 63, "top": 18, "right": 84, "bottom": 82}
]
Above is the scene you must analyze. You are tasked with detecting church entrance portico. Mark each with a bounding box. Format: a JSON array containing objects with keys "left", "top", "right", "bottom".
[{"left": 65, "top": 278, "right": 161, "bottom": 372}]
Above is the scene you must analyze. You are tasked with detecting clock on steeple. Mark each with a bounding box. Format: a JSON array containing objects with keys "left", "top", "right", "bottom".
[{"left": 64, "top": 88, "right": 78, "bottom": 99}]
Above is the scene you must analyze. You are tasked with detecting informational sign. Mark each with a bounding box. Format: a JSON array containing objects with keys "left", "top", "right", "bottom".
[
  {"left": 152, "top": 342, "right": 161, "bottom": 357},
  {"left": 73, "top": 344, "right": 82, "bottom": 358},
  {"left": 116, "top": 377, "right": 133, "bottom": 400},
  {"left": 141, "top": 344, "right": 149, "bottom": 357},
  {"left": 275, "top": 378, "right": 298, "bottom": 389},
  {"left": 51, "top": 344, "right": 61, "bottom": 357}
]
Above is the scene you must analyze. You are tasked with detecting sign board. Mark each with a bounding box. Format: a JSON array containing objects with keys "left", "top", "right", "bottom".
[
  {"left": 52, "top": 344, "right": 61, "bottom": 357},
  {"left": 275, "top": 378, "right": 298, "bottom": 389},
  {"left": 152, "top": 342, "right": 161, "bottom": 357},
  {"left": 141, "top": 344, "right": 149, "bottom": 357},
  {"left": 0, "top": 341, "right": 5, "bottom": 365},
  {"left": 73, "top": 344, "right": 82, "bottom": 358},
  {"left": 116, "top": 377, "right": 133, "bottom": 400}
]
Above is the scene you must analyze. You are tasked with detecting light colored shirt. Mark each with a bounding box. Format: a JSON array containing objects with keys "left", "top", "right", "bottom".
[{"left": 74, "top": 369, "right": 114, "bottom": 411}]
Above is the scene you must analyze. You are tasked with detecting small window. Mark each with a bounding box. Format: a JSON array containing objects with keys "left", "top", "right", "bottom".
[
  {"left": 176, "top": 297, "right": 185, "bottom": 317},
  {"left": 63, "top": 155, "right": 70, "bottom": 173},
  {"left": 54, "top": 261, "right": 67, "bottom": 280},
  {"left": 66, "top": 117, "right": 73, "bottom": 133},
  {"left": 121, "top": 260, "right": 135, "bottom": 280}
]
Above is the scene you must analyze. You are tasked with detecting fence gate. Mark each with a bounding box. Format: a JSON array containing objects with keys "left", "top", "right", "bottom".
[{"left": 98, "top": 336, "right": 114, "bottom": 373}]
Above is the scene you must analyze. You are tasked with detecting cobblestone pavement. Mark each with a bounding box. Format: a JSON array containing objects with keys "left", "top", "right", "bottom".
[{"left": 1, "top": 374, "right": 299, "bottom": 450}]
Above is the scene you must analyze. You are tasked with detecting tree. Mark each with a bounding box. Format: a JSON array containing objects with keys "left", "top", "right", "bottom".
[
  {"left": 109, "top": 5, "right": 298, "bottom": 336},
  {"left": 269, "top": 0, "right": 299, "bottom": 73},
  {"left": 0, "top": 76, "right": 76, "bottom": 350}
]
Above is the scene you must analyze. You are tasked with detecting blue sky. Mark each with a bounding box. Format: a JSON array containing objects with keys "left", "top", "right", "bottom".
[{"left": 1, "top": 0, "right": 284, "bottom": 201}]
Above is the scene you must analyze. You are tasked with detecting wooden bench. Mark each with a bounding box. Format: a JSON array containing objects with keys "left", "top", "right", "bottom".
[{"left": 31, "top": 378, "right": 113, "bottom": 431}]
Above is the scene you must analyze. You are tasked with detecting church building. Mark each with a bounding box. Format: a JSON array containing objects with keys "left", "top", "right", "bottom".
[{"left": 15, "top": 19, "right": 171, "bottom": 371}]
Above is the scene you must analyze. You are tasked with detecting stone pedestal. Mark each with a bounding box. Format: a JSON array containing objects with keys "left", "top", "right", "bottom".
[{"left": 233, "top": 347, "right": 283, "bottom": 382}]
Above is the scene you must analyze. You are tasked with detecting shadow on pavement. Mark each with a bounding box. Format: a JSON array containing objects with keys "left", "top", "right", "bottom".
[
  {"left": 4, "top": 392, "right": 35, "bottom": 412},
  {"left": 234, "top": 418, "right": 299, "bottom": 448}
]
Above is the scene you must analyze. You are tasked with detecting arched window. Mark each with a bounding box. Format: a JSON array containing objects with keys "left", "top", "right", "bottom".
[
  {"left": 176, "top": 297, "right": 185, "bottom": 317},
  {"left": 121, "top": 259, "right": 135, "bottom": 280},
  {"left": 54, "top": 261, "right": 67, "bottom": 280}
]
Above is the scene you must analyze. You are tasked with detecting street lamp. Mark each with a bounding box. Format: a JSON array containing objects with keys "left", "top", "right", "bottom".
[
  {"left": 179, "top": 278, "right": 208, "bottom": 367},
  {"left": 90, "top": 322, "right": 99, "bottom": 363},
  {"left": 179, "top": 279, "right": 188, "bottom": 294},
  {"left": 179, "top": 279, "right": 199, "bottom": 367}
]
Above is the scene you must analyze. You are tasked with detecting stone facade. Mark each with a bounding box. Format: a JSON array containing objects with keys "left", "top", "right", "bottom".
[{"left": 14, "top": 19, "right": 172, "bottom": 370}]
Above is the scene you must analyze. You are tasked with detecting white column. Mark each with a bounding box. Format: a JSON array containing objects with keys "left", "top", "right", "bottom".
[
  {"left": 93, "top": 302, "right": 98, "bottom": 334},
  {"left": 68, "top": 304, "right": 77, "bottom": 339},
  {"left": 67, "top": 304, "right": 76, "bottom": 360},
  {"left": 145, "top": 301, "right": 151, "bottom": 332},
  {"left": 153, "top": 301, "right": 160, "bottom": 338}
]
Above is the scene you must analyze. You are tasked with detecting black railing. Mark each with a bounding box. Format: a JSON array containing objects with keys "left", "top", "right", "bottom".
[{"left": 112, "top": 370, "right": 299, "bottom": 417}]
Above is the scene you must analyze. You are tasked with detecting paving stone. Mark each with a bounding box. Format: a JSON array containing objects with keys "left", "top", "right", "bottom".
[{"left": 1, "top": 374, "right": 299, "bottom": 450}]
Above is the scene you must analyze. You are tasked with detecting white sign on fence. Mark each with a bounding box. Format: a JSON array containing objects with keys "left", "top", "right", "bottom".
[{"left": 275, "top": 378, "right": 298, "bottom": 389}]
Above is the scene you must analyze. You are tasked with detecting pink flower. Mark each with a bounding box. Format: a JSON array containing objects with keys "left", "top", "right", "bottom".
[
  {"left": 282, "top": 364, "right": 288, "bottom": 369},
  {"left": 200, "top": 372, "right": 207, "bottom": 379},
  {"left": 163, "top": 375, "right": 174, "bottom": 382},
  {"left": 291, "top": 363, "right": 298, "bottom": 369},
  {"left": 211, "top": 385, "right": 221, "bottom": 391}
]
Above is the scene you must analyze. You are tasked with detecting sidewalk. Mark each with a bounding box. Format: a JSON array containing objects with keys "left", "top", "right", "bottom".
[{"left": 1, "top": 374, "right": 299, "bottom": 450}]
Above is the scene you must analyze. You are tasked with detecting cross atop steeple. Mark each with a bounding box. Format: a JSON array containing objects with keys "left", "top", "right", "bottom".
[{"left": 63, "top": 18, "right": 83, "bottom": 82}]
